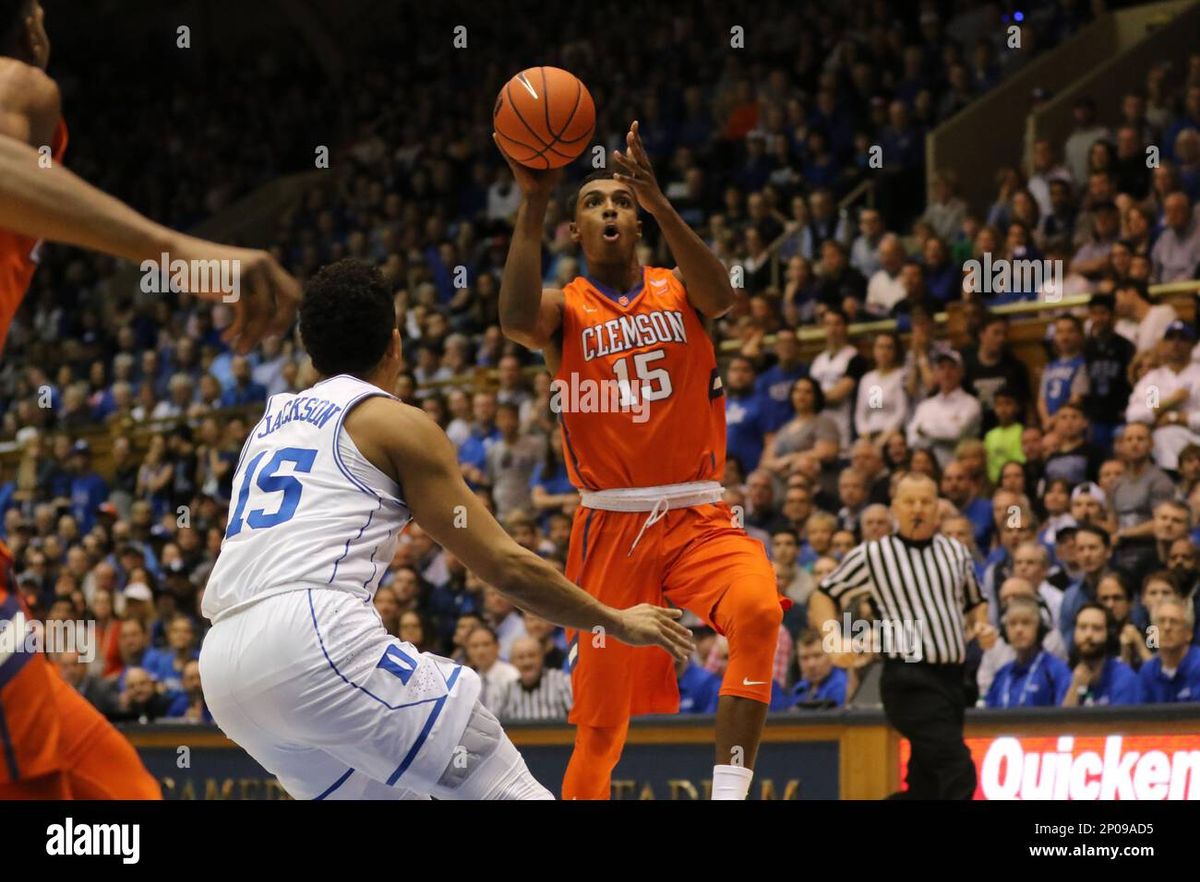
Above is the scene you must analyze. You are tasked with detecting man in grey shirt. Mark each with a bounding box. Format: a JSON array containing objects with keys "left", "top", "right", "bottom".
[
  {"left": 1110, "top": 422, "right": 1177, "bottom": 574},
  {"left": 485, "top": 402, "right": 546, "bottom": 517},
  {"left": 1151, "top": 192, "right": 1200, "bottom": 283}
]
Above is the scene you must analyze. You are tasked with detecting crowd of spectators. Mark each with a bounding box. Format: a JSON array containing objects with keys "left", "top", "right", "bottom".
[{"left": 4, "top": 1, "right": 1200, "bottom": 726}]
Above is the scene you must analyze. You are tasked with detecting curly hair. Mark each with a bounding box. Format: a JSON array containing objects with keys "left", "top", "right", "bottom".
[{"left": 299, "top": 259, "right": 396, "bottom": 378}]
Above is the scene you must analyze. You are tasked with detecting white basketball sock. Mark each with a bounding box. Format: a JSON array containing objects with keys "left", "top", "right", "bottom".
[{"left": 711, "top": 764, "right": 753, "bottom": 800}]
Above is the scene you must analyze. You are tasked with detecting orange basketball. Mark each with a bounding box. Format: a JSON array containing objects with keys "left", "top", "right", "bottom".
[{"left": 494, "top": 66, "right": 595, "bottom": 170}]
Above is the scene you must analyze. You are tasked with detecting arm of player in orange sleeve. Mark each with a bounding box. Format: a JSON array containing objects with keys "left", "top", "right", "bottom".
[
  {"left": 495, "top": 135, "right": 565, "bottom": 351},
  {"left": 664, "top": 214, "right": 738, "bottom": 319},
  {"left": 353, "top": 396, "right": 694, "bottom": 659},
  {"left": 609, "top": 121, "right": 736, "bottom": 318},
  {"left": 0, "top": 132, "right": 299, "bottom": 353}
]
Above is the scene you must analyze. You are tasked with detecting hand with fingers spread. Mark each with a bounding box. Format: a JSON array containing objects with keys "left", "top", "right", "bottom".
[
  {"left": 493, "top": 133, "right": 564, "bottom": 201},
  {"left": 610, "top": 603, "right": 695, "bottom": 660},
  {"left": 169, "top": 234, "right": 299, "bottom": 355},
  {"left": 611, "top": 120, "right": 668, "bottom": 215}
]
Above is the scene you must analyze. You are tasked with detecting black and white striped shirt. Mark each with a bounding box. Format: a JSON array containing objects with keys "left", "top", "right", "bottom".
[
  {"left": 495, "top": 668, "right": 574, "bottom": 721},
  {"left": 818, "top": 534, "right": 984, "bottom": 665}
]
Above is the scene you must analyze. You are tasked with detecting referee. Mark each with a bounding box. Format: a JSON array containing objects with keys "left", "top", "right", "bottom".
[{"left": 810, "top": 472, "right": 996, "bottom": 799}]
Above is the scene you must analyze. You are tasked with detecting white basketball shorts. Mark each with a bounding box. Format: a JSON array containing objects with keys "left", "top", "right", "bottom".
[{"left": 199, "top": 586, "right": 551, "bottom": 800}]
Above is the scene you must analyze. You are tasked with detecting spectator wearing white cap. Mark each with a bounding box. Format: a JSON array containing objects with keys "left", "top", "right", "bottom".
[
  {"left": 1126, "top": 321, "right": 1200, "bottom": 470},
  {"left": 120, "top": 580, "right": 155, "bottom": 620},
  {"left": 906, "top": 348, "right": 982, "bottom": 469},
  {"left": 1069, "top": 481, "right": 1116, "bottom": 537}
]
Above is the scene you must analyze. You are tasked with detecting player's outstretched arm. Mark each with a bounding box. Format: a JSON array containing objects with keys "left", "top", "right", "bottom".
[
  {"left": 351, "top": 397, "right": 694, "bottom": 658},
  {"left": 494, "top": 134, "right": 565, "bottom": 351},
  {"left": 612, "top": 121, "right": 737, "bottom": 318},
  {"left": 0, "top": 133, "right": 299, "bottom": 354}
]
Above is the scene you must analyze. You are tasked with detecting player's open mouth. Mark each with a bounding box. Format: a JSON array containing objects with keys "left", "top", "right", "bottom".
[{"left": 602, "top": 224, "right": 620, "bottom": 242}]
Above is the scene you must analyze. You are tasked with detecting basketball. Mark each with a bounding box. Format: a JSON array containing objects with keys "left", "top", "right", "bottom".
[{"left": 493, "top": 66, "right": 595, "bottom": 170}]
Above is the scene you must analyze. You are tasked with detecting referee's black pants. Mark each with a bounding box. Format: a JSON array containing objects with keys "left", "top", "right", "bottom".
[{"left": 880, "top": 659, "right": 975, "bottom": 800}]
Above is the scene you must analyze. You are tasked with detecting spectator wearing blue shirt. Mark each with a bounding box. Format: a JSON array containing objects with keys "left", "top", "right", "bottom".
[
  {"left": 768, "top": 680, "right": 795, "bottom": 711},
  {"left": 220, "top": 355, "right": 268, "bottom": 408},
  {"left": 922, "top": 237, "right": 958, "bottom": 305},
  {"left": 754, "top": 329, "right": 808, "bottom": 432},
  {"left": 1163, "top": 84, "right": 1200, "bottom": 160},
  {"left": 529, "top": 432, "right": 576, "bottom": 526},
  {"left": 1062, "top": 603, "right": 1140, "bottom": 706},
  {"left": 985, "top": 597, "right": 1072, "bottom": 708},
  {"left": 457, "top": 390, "right": 501, "bottom": 487},
  {"left": 164, "top": 659, "right": 213, "bottom": 722},
  {"left": 1059, "top": 525, "right": 1113, "bottom": 648},
  {"left": 791, "top": 631, "right": 848, "bottom": 707},
  {"left": 724, "top": 356, "right": 770, "bottom": 474},
  {"left": 142, "top": 614, "right": 200, "bottom": 694},
  {"left": 1138, "top": 597, "right": 1200, "bottom": 703},
  {"left": 940, "top": 461, "right": 994, "bottom": 551},
  {"left": 67, "top": 441, "right": 109, "bottom": 535},
  {"left": 676, "top": 655, "right": 720, "bottom": 713},
  {"left": 1038, "top": 316, "right": 1088, "bottom": 427}
]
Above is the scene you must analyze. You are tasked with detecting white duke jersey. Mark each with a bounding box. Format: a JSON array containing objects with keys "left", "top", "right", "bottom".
[{"left": 203, "top": 374, "right": 410, "bottom": 623}]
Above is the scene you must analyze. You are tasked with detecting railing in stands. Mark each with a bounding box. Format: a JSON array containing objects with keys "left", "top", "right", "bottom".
[{"left": 765, "top": 179, "right": 876, "bottom": 291}]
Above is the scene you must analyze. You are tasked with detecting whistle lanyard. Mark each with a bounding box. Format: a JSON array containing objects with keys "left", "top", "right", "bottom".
[{"left": 1001, "top": 652, "right": 1044, "bottom": 708}]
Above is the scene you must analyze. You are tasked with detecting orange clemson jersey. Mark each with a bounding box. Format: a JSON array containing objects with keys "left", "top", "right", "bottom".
[
  {"left": 0, "top": 117, "right": 68, "bottom": 352},
  {"left": 555, "top": 265, "right": 725, "bottom": 490}
]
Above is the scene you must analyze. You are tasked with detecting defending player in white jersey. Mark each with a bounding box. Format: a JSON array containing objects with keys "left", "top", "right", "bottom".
[{"left": 199, "top": 259, "right": 693, "bottom": 800}]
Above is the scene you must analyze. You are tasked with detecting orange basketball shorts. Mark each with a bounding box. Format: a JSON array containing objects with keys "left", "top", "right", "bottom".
[{"left": 564, "top": 501, "right": 780, "bottom": 728}]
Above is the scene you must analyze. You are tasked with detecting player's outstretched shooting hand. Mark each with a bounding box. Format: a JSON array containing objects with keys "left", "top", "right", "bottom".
[
  {"left": 611, "top": 120, "right": 667, "bottom": 215},
  {"left": 170, "top": 234, "right": 300, "bottom": 355},
  {"left": 493, "top": 133, "right": 563, "bottom": 200},
  {"left": 612, "top": 604, "right": 694, "bottom": 660}
]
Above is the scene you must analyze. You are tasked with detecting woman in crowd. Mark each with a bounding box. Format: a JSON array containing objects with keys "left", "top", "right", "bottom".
[
  {"left": 854, "top": 331, "right": 909, "bottom": 444},
  {"left": 761, "top": 377, "right": 841, "bottom": 477}
]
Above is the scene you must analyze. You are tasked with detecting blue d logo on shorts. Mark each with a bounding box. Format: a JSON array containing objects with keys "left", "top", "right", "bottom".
[{"left": 378, "top": 644, "right": 418, "bottom": 686}]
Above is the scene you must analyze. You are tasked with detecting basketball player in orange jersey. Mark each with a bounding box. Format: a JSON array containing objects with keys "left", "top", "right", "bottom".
[
  {"left": 0, "top": 0, "right": 298, "bottom": 355},
  {"left": 495, "top": 121, "right": 782, "bottom": 800}
]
